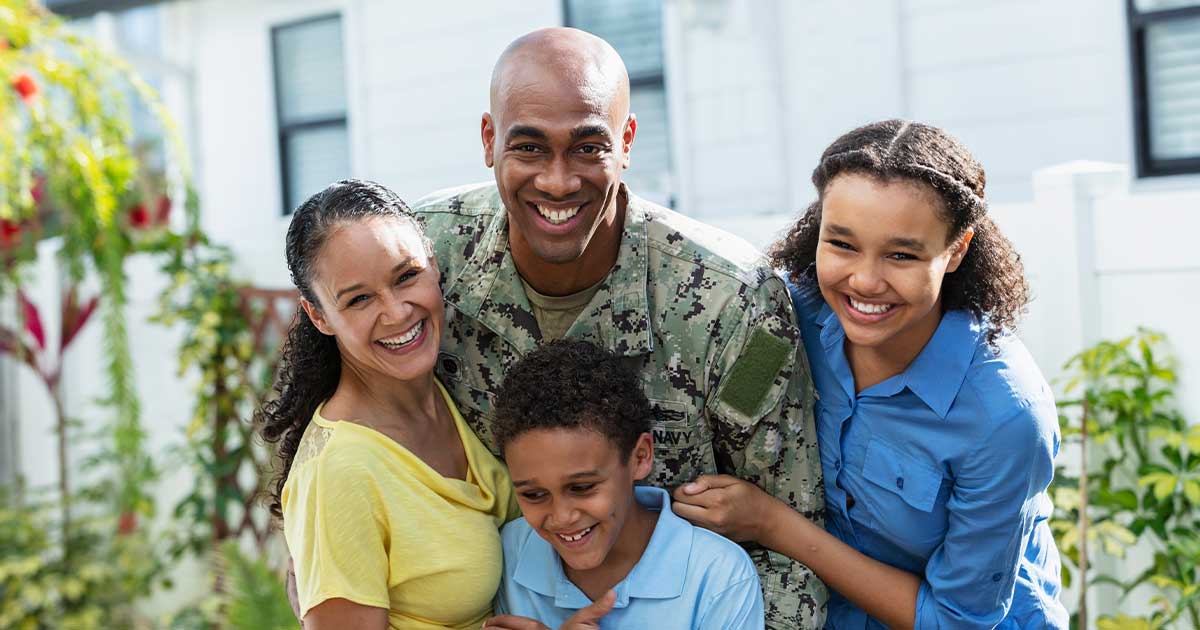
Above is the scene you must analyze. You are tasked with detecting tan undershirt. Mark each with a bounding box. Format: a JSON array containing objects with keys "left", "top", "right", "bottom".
[{"left": 520, "top": 277, "right": 604, "bottom": 341}]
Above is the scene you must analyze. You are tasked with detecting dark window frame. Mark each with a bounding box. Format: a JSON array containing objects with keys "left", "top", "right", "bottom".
[
  {"left": 1128, "top": 0, "right": 1200, "bottom": 177},
  {"left": 271, "top": 12, "right": 348, "bottom": 215}
]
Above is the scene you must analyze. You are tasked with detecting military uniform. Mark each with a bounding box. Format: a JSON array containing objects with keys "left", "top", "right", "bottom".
[{"left": 412, "top": 182, "right": 827, "bottom": 629}]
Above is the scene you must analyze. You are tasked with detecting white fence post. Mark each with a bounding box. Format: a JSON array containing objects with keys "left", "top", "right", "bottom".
[{"left": 1028, "top": 161, "right": 1128, "bottom": 364}]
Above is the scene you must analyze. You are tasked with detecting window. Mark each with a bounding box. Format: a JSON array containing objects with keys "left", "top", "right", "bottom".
[
  {"left": 272, "top": 15, "right": 350, "bottom": 214},
  {"left": 1130, "top": 0, "right": 1200, "bottom": 176},
  {"left": 564, "top": 0, "right": 673, "bottom": 206}
]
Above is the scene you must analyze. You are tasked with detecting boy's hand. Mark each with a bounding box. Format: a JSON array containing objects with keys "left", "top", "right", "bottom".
[
  {"left": 483, "top": 589, "right": 615, "bottom": 630},
  {"left": 672, "top": 474, "right": 780, "bottom": 543}
]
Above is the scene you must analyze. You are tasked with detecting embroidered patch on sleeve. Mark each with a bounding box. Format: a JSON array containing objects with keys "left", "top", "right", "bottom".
[{"left": 718, "top": 326, "right": 791, "bottom": 417}]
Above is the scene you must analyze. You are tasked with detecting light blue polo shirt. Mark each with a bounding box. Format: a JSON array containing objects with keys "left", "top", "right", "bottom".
[{"left": 495, "top": 486, "right": 764, "bottom": 630}]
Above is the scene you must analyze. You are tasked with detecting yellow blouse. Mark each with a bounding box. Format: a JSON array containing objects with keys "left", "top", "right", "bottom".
[{"left": 282, "top": 380, "right": 517, "bottom": 629}]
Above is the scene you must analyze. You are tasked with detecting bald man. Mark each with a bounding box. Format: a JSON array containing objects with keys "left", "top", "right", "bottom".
[{"left": 412, "top": 28, "right": 826, "bottom": 628}]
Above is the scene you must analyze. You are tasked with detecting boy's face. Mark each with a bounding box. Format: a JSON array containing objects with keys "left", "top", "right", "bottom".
[{"left": 506, "top": 427, "right": 653, "bottom": 572}]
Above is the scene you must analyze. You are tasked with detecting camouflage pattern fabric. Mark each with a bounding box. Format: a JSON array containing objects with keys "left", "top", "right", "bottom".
[{"left": 412, "top": 182, "right": 828, "bottom": 629}]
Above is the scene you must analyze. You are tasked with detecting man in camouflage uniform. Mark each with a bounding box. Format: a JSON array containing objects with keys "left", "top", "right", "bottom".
[{"left": 411, "top": 28, "right": 827, "bottom": 628}]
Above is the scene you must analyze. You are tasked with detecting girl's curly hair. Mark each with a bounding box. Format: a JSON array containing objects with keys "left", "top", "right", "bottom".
[
  {"left": 769, "top": 119, "right": 1029, "bottom": 345},
  {"left": 258, "top": 179, "right": 422, "bottom": 518}
]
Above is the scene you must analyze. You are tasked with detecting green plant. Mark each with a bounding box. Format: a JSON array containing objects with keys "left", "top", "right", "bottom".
[
  {"left": 1051, "top": 329, "right": 1198, "bottom": 629},
  {"left": 0, "top": 482, "right": 165, "bottom": 629},
  {"left": 0, "top": 287, "right": 98, "bottom": 537},
  {"left": 1, "top": 0, "right": 197, "bottom": 522},
  {"left": 153, "top": 244, "right": 271, "bottom": 558}
]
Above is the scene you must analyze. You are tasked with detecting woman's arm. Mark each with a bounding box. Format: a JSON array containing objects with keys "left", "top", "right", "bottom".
[
  {"left": 304, "top": 598, "right": 389, "bottom": 630},
  {"left": 673, "top": 476, "right": 920, "bottom": 629}
]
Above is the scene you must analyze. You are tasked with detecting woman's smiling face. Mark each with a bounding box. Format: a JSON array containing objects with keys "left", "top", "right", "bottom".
[
  {"left": 816, "top": 173, "right": 972, "bottom": 360},
  {"left": 302, "top": 216, "right": 443, "bottom": 383}
]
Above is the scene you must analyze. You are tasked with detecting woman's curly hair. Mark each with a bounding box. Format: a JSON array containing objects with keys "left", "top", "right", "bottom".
[
  {"left": 492, "top": 339, "right": 652, "bottom": 459},
  {"left": 258, "top": 178, "right": 423, "bottom": 518},
  {"left": 769, "top": 119, "right": 1029, "bottom": 345}
]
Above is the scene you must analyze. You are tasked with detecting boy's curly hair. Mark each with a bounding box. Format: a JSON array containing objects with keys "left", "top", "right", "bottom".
[
  {"left": 769, "top": 119, "right": 1029, "bottom": 345},
  {"left": 493, "top": 340, "right": 652, "bottom": 458}
]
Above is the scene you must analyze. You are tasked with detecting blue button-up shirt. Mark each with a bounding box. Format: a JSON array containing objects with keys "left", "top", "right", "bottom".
[
  {"left": 495, "top": 486, "right": 764, "bottom": 629},
  {"left": 789, "top": 284, "right": 1069, "bottom": 630}
]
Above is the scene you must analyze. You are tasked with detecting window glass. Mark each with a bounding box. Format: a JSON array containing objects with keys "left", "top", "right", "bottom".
[
  {"left": 627, "top": 85, "right": 672, "bottom": 199},
  {"left": 1135, "top": 0, "right": 1200, "bottom": 12},
  {"left": 275, "top": 17, "right": 347, "bottom": 123},
  {"left": 284, "top": 126, "right": 350, "bottom": 215},
  {"left": 1146, "top": 16, "right": 1200, "bottom": 160},
  {"left": 565, "top": 0, "right": 664, "bottom": 81}
]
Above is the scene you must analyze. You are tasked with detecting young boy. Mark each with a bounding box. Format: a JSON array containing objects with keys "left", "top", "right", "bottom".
[{"left": 483, "top": 340, "right": 764, "bottom": 630}]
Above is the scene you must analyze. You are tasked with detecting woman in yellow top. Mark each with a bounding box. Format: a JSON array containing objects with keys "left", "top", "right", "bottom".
[{"left": 259, "top": 179, "right": 517, "bottom": 630}]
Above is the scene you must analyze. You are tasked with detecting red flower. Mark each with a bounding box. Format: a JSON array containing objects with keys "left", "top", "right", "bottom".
[
  {"left": 128, "top": 203, "right": 150, "bottom": 228},
  {"left": 117, "top": 510, "right": 138, "bottom": 535},
  {"left": 0, "top": 219, "right": 21, "bottom": 248},
  {"left": 11, "top": 73, "right": 37, "bottom": 102},
  {"left": 0, "top": 39, "right": 8, "bottom": 50},
  {"left": 155, "top": 194, "right": 171, "bottom": 223},
  {"left": 30, "top": 175, "right": 46, "bottom": 205}
]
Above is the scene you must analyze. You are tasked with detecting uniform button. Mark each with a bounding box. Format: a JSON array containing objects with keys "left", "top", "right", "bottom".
[
  {"left": 846, "top": 494, "right": 856, "bottom": 509},
  {"left": 833, "top": 459, "right": 840, "bottom": 469},
  {"left": 896, "top": 477, "right": 904, "bottom": 490},
  {"left": 991, "top": 572, "right": 1003, "bottom": 582}
]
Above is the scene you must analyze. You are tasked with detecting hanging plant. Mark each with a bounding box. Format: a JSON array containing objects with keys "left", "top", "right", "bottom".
[{"left": 0, "top": 0, "right": 197, "bottom": 521}]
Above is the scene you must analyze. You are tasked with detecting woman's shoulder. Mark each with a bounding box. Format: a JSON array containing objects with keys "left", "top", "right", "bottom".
[
  {"left": 959, "top": 329, "right": 1058, "bottom": 437},
  {"left": 288, "top": 414, "right": 392, "bottom": 482},
  {"left": 784, "top": 277, "right": 824, "bottom": 322}
]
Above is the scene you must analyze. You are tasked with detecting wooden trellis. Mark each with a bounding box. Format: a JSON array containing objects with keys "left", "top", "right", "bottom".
[{"left": 207, "top": 286, "right": 299, "bottom": 548}]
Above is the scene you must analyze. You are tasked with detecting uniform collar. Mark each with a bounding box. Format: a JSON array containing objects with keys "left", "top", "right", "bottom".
[
  {"left": 512, "top": 486, "right": 692, "bottom": 609},
  {"left": 442, "top": 184, "right": 654, "bottom": 357},
  {"left": 815, "top": 301, "right": 978, "bottom": 418}
]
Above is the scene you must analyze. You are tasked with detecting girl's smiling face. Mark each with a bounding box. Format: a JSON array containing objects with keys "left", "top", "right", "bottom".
[{"left": 816, "top": 173, "right": 973, "bottom": 362}]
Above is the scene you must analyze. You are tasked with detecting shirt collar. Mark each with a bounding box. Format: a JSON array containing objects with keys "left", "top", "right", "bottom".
[
  {"left": 442, "top": 184, "right": 653, "bottom": 357},
  {"left": 900, "top": 309, "right": 979, "bottom": 418},
  {"left": 815, "top": 300, "right": 978, "bottom": 418},
  {"left": 511, "top": 486, "right": 691, "bottom": 609}
]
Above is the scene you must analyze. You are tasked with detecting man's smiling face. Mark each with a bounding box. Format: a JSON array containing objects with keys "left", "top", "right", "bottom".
[{"left": 483, "top": 62, "right": 634, "bottom": 266}]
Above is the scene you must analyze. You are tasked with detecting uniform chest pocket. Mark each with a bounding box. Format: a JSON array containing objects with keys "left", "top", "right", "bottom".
[{"left": 862, "top": 439, "right": 944, "bottom": 512}]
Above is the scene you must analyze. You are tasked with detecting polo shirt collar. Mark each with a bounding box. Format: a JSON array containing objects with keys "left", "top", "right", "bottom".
[
  {"left": 814, "top": 301, "right": 978, "bottom": 418},
  {"left": 511, "top": 486, "right": 692, "bottom": 610}
]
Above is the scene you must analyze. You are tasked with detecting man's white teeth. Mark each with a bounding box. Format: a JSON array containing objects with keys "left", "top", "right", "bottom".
[
  {"left": 536, "top": 204, "right": 581, "bottom": 225},
  {"left": 849, "top": 298, "right": 895, "bottom": 315},
  {"left": 379, "top": 320, "right": 424, "bottom": 348},
  {"left": 558, "top": 525, "right": 593, "bottom": 542}
]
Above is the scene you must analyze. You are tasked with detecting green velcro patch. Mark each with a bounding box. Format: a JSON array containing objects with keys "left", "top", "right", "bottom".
[{"left": 719, "top": 326, "right": 790, "bottom": 417}]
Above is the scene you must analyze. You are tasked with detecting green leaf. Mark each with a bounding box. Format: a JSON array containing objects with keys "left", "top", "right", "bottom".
[
  {"left": 219, "top": 542, "right": 296, "bottom": 630},
  {"left": 1184, "top": 479, "right": 1200, "bottom": 506}
]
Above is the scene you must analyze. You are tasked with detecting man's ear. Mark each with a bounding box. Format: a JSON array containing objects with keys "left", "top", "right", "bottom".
[
  {"left": 947, "top": 227, "right": 975, "bottom": 273},
  {"left": 620, "top": 114, "right": 637, "bottom": 170},
  {"left": 301, "top": 297, "right": 335, "bottom": 336},
  {"left": 630, "top": 432, "right": 654, "bottom": 481},
  {"left": 481, "top": 112, "right": 496, "bottom": 168}
]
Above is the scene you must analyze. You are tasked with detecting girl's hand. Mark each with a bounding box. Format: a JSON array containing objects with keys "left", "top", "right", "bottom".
[
  {"left": 671, "top": 474, "right": 783, "bottom": 543},
  {"left": 484, "top": 589, "right": 615, "bottom": 630}
]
